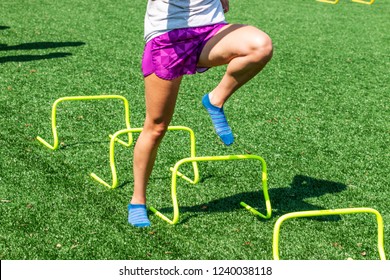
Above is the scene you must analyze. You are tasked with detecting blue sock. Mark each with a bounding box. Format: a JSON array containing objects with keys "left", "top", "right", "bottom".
[
  {"left": 128, "top": 204, "right": 151, "bottom": 227},
  {"left": 202, "top": 93, "right": 234, "bottom": 145}
]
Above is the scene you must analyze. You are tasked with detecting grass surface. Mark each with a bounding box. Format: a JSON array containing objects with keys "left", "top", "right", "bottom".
[{"left": 0, "top": 0, "right": 389, "bottom": 260}]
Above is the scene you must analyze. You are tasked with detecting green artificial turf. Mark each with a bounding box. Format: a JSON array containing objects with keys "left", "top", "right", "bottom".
[{"left": 0, "top": 0, "right": 389, "bottom": 260}]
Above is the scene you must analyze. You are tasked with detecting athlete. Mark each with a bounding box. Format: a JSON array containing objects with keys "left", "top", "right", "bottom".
[{"left": 129, "top": 0, "right": 273, "bottom": 227}]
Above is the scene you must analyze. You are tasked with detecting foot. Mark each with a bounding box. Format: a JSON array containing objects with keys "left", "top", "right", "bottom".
[
  {"left": 202, "top": 93, "right": 234, "bottom": 145},
  {"left": 128, "top": 204, "right": 151, "bottom": 227}
]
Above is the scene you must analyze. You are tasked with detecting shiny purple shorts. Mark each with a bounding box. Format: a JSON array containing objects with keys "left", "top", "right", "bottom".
[{"left": 142, "top": 23, "right": 227, "bottom": 80}]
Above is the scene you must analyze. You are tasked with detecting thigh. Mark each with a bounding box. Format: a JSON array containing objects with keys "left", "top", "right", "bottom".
[
  {"left": 143, "top": 74, "right": 183, "bottom": 127},
  {"left": 197, "top": 24, "right": 271, "bottom": 68}
]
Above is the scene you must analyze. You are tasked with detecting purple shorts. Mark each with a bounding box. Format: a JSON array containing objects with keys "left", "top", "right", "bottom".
[{"left": 142, "top": 23, "right": 227, "bottom": 80}]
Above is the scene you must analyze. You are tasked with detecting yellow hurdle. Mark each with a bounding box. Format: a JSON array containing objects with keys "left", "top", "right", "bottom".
[
  {"left": 273, "top": 208, "right": 386, "bottom": 260},
  {"left": 317, "top": 0, "right": 375, "bottom": 4},
  {"left": 317, "top": 0, "right": 339, "bottom": 4},
  {"left": 38, "top": 96, "right": 199, "bottom": 190},
  {"left": 90, "top": 126, "right": 199, "bottom": 189},
  {"left": 37, "top": 95, "right": 132, "bottom": 150},
  {"left": 352, "top": 0, "right": 375, "bottom": 4},
  {"left": 149, "top": 154, "right": 272, "bottom": 225}
]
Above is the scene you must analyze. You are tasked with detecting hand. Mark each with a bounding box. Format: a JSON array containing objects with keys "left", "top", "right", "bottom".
[{"left": 220, "top": 0, "right": 229, "bottom": 13}]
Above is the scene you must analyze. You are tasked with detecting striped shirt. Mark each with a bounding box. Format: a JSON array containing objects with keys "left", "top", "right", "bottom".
[{"left": 144, "top": 0, "right": 226, "bottom": 42}]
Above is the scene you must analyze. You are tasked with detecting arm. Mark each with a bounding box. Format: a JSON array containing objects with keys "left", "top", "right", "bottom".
[{"left": 220, "top": 0, "right": 229, "bottom": 13}]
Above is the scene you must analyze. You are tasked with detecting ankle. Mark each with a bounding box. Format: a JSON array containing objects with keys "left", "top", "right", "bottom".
[
  {"left": 208, "top": 92, "right": 224, "bottom": 108},
  {"left": 130, "top": 197, "right": 146, "bottom": 205}
]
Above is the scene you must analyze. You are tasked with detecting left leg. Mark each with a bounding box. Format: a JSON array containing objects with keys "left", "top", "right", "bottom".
[
  {"left": 198, "top": 24, "right": 273, "bottom": 107},
  {"left": 198, "top": 24, "right": 272, "bottom": 145}
]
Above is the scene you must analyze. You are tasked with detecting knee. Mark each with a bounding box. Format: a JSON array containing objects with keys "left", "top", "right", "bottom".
[
  {"left": 248, "top": 32, "right": 273, "bottom": 64},
  {"left": 144, "top": 122, "right": 168, "bottom": 143}
]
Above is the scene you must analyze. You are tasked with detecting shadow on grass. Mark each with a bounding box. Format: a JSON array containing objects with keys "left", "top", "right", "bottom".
[
  {"left": 154, "top": 175, "right": 347, "bottom": 223},
  {"left": 0, "top": 41, "right": 85, "bottom": 51},
  {"left": 0, "top": 26, "right": 10, "bottom": 30},
  {"left": 0, "top": 52, "right": 73, "bottom": 63},
  {"left": 0, "top": 36, "right": 86, "bottom": 63}
]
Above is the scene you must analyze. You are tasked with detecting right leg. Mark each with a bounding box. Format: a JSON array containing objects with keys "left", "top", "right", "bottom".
[{"left": 129, "top": 73, "right": 182, "bottom": 227}]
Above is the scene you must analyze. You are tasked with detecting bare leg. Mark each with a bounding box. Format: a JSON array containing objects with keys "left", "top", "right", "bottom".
[
  {"left": 198, "top": 24, "right": 273, "bottom": 107},
  {"left": 129, "top": 74, "right": 182, "bottom": 226}
]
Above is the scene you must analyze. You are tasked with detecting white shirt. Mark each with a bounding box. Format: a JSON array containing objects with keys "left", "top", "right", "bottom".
[{"left": 144, "top": 0, "right": 226, "bottom": 42}]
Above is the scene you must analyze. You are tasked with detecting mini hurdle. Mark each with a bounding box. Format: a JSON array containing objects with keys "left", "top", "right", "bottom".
[
  {"left": 317, "top": 0, "right": 339, "bottom": 4},
  {"left": 317, "top": 0, "right": 375, "bottom": 4},
  {"left": 352, "top": 0, "right": 375, "bottom": 4},
  {"left": 149, "top": 154, "right": 272, "bottom": 225},
  {"left": 37, "top": 95, "right": 132, "bottom": 150},
  {"left": 273, "top": 208, "right": 386, "bottom": 260},
  {"left": 90, "top": 126, "right": 200, "bottom": 189}
]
